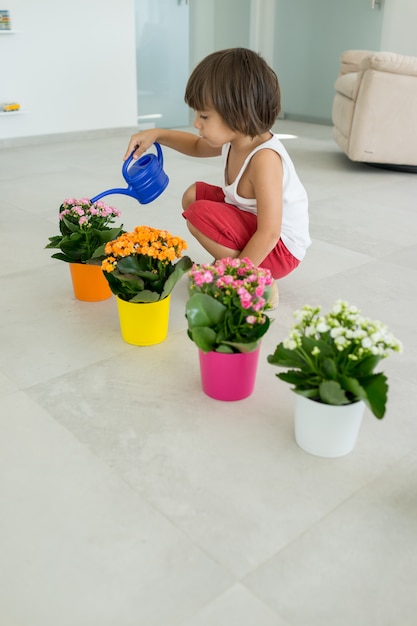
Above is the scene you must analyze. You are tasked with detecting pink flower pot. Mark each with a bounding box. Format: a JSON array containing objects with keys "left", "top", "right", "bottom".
[{"left": 198, "top": 347, "right": 261, "bottom": 401}]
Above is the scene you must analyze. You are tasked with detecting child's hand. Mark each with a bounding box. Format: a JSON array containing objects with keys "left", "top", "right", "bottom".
[{"left": 123, "top": 129, "right": 159, "bottom": 160}]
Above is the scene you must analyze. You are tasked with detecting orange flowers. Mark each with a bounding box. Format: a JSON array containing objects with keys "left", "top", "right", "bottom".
[
  {"left": 100, "top": 225, "right": 192, "bottom": 302},
  {"left": 103, "top": 226, "right": 187, "bottom": 272}
]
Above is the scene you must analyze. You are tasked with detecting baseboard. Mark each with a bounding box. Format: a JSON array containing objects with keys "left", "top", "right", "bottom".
[
  {"left": 282, "top": 113, "right": 333, "bottom": 126},
  {"left": 0, "top": 126, "right": 139, "bottom": 149}
]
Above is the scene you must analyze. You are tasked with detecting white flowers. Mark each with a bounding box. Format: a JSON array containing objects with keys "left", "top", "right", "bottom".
[
  {"left": 268, "top": 300, "right": 402, "bottom": 418},
  {"left": 283, "top": 337, "right": 299, "bottom": 351},
  {"left": 282, "top": 300, "right": 402, "bottom": 360},
  {"left": 316, "top": 321, "right": 329, "bottom": 333}
]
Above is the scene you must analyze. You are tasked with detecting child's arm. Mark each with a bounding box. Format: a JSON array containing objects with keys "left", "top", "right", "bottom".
[
  {"left": 238, "top": 149, "right": 283, "bottom": 266},
  {"left": 123, "top": 128, "right": 221, "bottom": 160}
]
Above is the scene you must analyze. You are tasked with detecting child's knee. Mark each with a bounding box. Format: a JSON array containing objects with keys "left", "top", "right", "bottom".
[{"left": 182, "top": 183, "right": 196, "bottom": 210}]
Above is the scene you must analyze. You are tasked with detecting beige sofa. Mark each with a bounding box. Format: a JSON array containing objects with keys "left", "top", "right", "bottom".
[{"left": 332, "top": 50, "right": 417, "bottom": 169}]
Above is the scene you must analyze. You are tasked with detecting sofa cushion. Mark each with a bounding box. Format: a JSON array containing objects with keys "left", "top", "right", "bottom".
[
  {"left": 334, "top": 72, "right": 361, "bottom": 101},
  {"left": 339, "top": 50, "right": 373, "bottom": 75},
  {"left": 360, "top": 51, "right": 417, "bottom": 77}
]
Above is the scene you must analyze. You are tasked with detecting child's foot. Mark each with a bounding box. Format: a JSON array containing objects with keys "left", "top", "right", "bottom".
[{"left": 268, "top": 281, "right": 279, "bottom": 309}]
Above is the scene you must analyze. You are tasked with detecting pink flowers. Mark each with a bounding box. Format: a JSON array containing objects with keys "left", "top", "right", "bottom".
[
  {"left": 186, "top": 257, "right": 273, "bottom": 353},
  {"left": 58, "top": 198, "right": 121, "bottom": 228},
  {"left": 46, "top": 197, "right": 124, "bottom": 265},
  {"left": 237, "top": 287, "right": 253, "bottom": 309},
  {"left": 189, "top": 257, "right": 273, "bottom": 319}
]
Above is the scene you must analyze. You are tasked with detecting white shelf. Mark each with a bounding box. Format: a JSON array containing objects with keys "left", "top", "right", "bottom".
[
  {"left": 0, "top": 110, "right": 27, "bottom": 116},
  {"left": 0, "top": 30, "right": 18, "bottom": 34}
]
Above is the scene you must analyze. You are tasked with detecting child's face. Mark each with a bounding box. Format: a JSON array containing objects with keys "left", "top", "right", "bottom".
[{"left": 193, "top": 109, "right": 235, "bottom": 147}]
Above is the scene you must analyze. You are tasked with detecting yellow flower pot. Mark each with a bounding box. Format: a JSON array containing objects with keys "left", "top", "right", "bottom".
[{"left": 116, "top": 295, "right": 171, "bottom": 346}]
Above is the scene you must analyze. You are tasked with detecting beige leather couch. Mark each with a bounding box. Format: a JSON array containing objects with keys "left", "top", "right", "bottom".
[{"left": 332, "top": 50, "right": 417, "bottom": 169}]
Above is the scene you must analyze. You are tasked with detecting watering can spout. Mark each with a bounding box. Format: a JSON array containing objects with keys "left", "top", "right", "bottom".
[
  {"left": 90, "top": 143, "right": 169, "bottom": 205},
  {"left": 90, "top": 188, "right": 134, "bottom": 203}
]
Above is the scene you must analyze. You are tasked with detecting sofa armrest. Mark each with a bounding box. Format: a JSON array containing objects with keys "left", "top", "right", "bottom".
[
  {"left": 333, "top": 50, "right": 417, "bottom": 166},
  {"left": 339, "top": 50, "right": 374, "bottom": 75},
  {"left": 360, "top": 51, "right": 417, "bottom": 77},
  {"left": 348, "top": 63, "right": 417, "bottom": 165}
]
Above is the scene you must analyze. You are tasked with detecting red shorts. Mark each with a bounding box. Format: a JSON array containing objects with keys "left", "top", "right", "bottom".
[{"left": 182, "top": 181, "right": 300, "bottom": 279}]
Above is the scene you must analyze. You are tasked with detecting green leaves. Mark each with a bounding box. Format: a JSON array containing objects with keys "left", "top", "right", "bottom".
[
  {"left": 161, "top": 256, "right": 193, "bottom": 300},
  {"left": 267, "top": 344, "right": 306, "bottom": 369},
  {"left": 267, "top": 300, "right": 401, "bottom": 419},
  {"left": 185, "top": 258, "right": 274, "bottom": 354},
  {"left": 187, "top": 326, "right": 219, "bottom": 353},
  {"left": 106, "top": 254, "right": 192, "bottom": 303},
  {"left": 130, "top": 290, "right": 160, "bottom": 303},
  {"left": 186, "top": 293, "right": 227, "bottom": 328},
  {"left": 319, "top": 380, "right": 349, "bottom": 405},
  {"left": 359, "top": 373, "right": 388, "bottom": 419},
  {"left": 46, "top": 226, "right": 124, "bottom": 264},
  {"left": 60, "top": 215, "right": 81, "bottom": 234},
  {"left": 186, "top": 293, "right": 227, "bottom": 352},
  {"left": 349, "top": 354, "right": 382, "bottom": 377},
  {"left": 47, "top": 199, "right": 125, "bottom": 263},
  {"left": 185, "top": 291, "right": 270, "bottom": 353},
  {"left": 268, "top": 337, "right": 392, "bottom": 419}
]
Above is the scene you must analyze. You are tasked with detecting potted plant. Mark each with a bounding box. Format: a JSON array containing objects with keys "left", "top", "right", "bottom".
[
  {"left": 267, "top": 300, "right": 402, "bottom": 456},
  {"left": 45, "top": 197, "right": 123, "bottom": 301},
  {"left": 185, "top": 257, "right": 273, "bottom": 400},
  {"left": 100, "top": 225, "right": 192, "bottom": 345}
]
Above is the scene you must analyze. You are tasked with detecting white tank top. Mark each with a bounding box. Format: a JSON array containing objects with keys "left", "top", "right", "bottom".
[{"left": 222, "top": 133, "right": 311, "bottom": 261}]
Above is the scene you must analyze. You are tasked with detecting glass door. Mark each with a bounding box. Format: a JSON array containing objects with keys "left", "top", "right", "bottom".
[
  {"left": 135, "top": 0, "right": 190, "bottom": 128},
  {"left": 273, "top": 0, "right": 385, "bottom": 123}
]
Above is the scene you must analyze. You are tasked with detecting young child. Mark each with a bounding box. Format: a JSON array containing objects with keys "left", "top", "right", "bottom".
[{"left": 123, "top": 48, "right": 310, "bottom": 306}]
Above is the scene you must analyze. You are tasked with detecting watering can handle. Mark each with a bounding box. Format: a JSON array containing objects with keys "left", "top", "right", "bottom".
[
  {"left": 122, "top": 152, "right": 134, "bottom": 178},
  {"left": 155, "top": 141, "right": 163, "bottom": 166},
  {"left": 122, "top": 142, "right": 163, "bottom": 177}
]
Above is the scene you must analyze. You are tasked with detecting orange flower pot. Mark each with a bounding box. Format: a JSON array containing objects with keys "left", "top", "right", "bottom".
[{"left": 69, "top": 263, "right": 112, "bottom": 302}]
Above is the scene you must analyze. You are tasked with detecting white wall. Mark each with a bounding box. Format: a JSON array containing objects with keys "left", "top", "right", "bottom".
[
  {"left": 1, "top": 0, "right": 416, "bottom": 142},
  {"left": 380, "top": 0, "right": 417, "bottom": 56},
  {"left": 0, "top": 0, "right": 137, "bottom": 140}
]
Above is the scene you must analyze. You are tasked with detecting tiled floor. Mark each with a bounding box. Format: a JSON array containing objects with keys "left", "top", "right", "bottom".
[{"left": 1, "top": 120, "right": 416, "bottom": 626}]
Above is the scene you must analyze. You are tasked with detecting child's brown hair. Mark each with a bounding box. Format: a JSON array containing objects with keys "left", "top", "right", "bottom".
[{"left": 184, "top": 48, "right": 281, "bottom": 137}]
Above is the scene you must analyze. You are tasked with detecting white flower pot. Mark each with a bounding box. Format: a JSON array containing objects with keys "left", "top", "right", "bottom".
[{"left": 294, "top": 394, "right": 365, "bottom": 458}]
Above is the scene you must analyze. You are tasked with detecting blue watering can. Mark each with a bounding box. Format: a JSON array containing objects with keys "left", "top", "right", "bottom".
[{"left": 90, "top": 142, "right": 169, "bottom": 205}]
